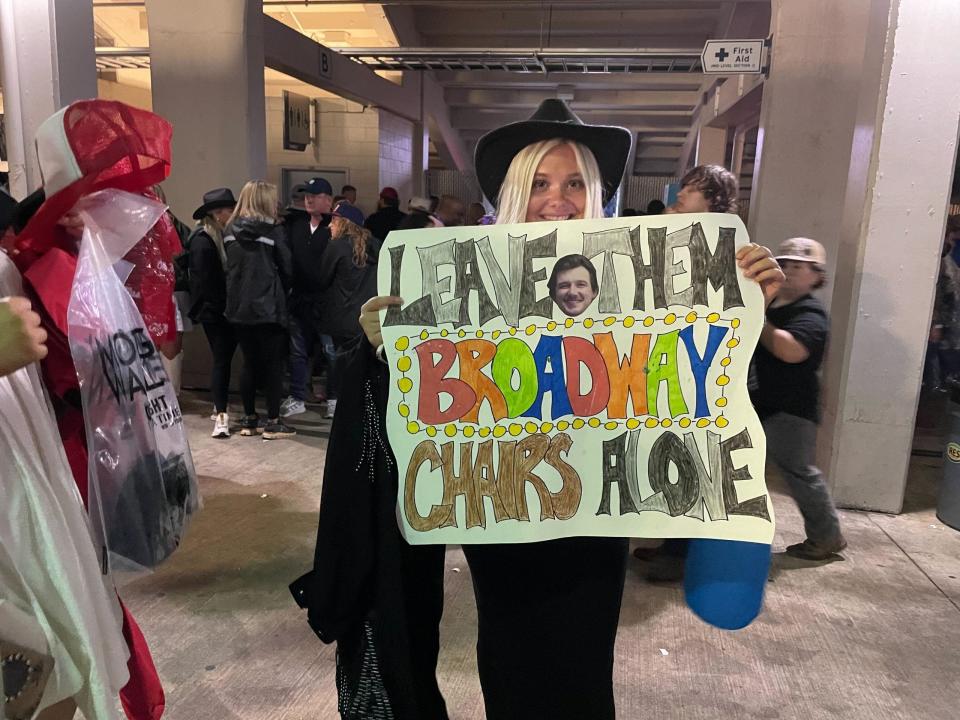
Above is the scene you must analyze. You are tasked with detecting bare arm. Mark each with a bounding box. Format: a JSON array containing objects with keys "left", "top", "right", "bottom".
[{"left": 759, "top": 321, "right": 811, "bottom": 363}]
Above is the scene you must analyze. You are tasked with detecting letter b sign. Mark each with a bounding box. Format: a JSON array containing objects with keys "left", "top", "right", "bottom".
[{"left": 320, "top": 50, "right": 331, "bottom": 78}]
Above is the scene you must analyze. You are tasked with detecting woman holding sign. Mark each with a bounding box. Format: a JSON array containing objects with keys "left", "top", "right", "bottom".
[{"left": 350, "top": 100, "right": 783, "bottom": 720}]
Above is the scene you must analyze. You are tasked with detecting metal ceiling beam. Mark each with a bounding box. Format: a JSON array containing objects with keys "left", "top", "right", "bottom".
[
  {"left": 434, "top": 71, "right": 706, "bottom": 89},
  {"left": 341, "top": 47, "right": 703, "bottom": 73},
  {"left": 641, "top": 135, "right": 689, "bottom": 145},
  {"left": 453, "top": 109, "right": 693, "bottom": 131},
  {"left": 444, "top": 87, "right": 699, "bottom": 110},
  {"left": 459, "top": 125, "right": 688, "bottom": 138},
  {"left": 343, "top": 46, "right": 703, "bottom": 57}
]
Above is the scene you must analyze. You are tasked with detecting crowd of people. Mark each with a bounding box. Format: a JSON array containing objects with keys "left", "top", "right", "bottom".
[
  {"left": 292, "top": 99, "right": 849, "bottom": 720},
  {"left": 0, "top": 96, "right": 854, "bottom": 719},
  {"left": 176, "top": 174, "right": 490, "bottom": 440}
]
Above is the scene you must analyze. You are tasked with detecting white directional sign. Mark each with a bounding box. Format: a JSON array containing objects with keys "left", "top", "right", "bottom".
[{"left": 701, "top": 40, "right": 765, "bottom": 74}]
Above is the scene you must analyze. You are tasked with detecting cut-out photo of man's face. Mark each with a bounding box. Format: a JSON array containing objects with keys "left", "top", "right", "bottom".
[{"left": 548, "top": 254, "right": 599, "bottom": 318}]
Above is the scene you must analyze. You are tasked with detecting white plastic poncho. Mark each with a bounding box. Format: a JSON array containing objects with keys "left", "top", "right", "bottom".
[{"left": 0, "top": 252, "right": 129, "bottom": 719}]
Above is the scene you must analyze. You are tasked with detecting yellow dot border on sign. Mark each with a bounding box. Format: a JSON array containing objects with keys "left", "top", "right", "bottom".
[
  {"left": 390, "top": 310, "right": 746, "bottom": 435},
  {"left": 388, "top": 312, "right": 745, "bottom": 343},
  {"left": 401, "top": 413, "right": 738, "bottom": 435}
]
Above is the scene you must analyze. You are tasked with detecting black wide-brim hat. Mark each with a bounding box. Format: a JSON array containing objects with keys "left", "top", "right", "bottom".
[
  {"left": 475, "top": 98, "right": 633, "bottom": 207},
  {"left": 193, "top": 187, "right": 237, "bottom": 220}
]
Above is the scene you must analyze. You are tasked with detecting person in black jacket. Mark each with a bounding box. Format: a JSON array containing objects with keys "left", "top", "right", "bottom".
[
  {"left": 223, "top": 180, "right": 296, "bottom": 440},
  {"left": 349, "top": 100, "right": 784, "bottom": 720},
  {"left": 363, "top": 186, "right": 406, "bottom": 242},
  {"left": 316, "top": 201, "right": 379, "bottom": 419},
  {"left": 187, "top": 187, "right": 237, "bottom": 438},
  {"left": 281, "top": 176, "right": 334, "bottom": 419}
]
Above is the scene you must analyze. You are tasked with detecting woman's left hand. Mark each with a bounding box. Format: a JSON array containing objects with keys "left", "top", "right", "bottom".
[{"left": 737, "top": 243, "right": 784, "bottom": 307}]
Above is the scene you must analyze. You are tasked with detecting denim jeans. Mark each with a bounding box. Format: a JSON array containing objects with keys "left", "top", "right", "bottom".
[
  {"left": 763, "top": 412, "right": 843, "bottom": 544},
  {"left": 288, "top": 316, "right": 339, "bottom": 401},
  {"left": 289, "top": 316, "right": 318, "bottom": 401}
]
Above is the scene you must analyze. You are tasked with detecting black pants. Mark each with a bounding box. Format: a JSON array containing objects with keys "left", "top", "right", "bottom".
[
  {"left": 326, "top": 334, "right": 354, "bottom": 400},
  {"left": 462, "top": 537, "right": 629, "bottom": 720},
  {"left": 202, "top": 321, "right": 238, "bottom": 413},
  {"left": 235, "top": 323, "right": 287, "bottom": 419}
]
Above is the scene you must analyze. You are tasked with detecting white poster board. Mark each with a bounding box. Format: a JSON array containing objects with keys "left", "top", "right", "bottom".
[{"left": 378, "top": 214, "right": 774, "bottom": 545}]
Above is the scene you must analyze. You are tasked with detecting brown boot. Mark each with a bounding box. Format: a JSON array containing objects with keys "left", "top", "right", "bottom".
[{"left": 785, "top": 536, "right": 848, "bottom": 560}]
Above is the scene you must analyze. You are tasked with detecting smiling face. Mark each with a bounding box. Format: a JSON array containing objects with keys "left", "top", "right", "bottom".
[
  {"left": 554, "top": 266, "right": 597, "bottom": 317},
  {"left": 525, "top": 143, "right": 587, "bottom": 222}
]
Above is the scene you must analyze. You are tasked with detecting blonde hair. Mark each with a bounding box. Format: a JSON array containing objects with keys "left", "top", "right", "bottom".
[
  {"left": 332, "top": 215, "right": 372, "bottom": 267},
  {"left": 228, "top": 180, "right": 278, "bottom": 225},
  {"left": 202, "top": 215, "right": 226, "bottom": 265},
  {"left": 495, "top": 139, "right": 604, "bottom": 225}
]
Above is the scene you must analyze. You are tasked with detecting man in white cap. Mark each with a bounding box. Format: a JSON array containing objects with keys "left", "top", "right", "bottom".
[{"left": 751, "top": 237, "right": 847, "bottom": 561}]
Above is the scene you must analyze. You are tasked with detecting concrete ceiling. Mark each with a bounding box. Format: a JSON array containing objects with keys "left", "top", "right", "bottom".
[
  {"left": 90, "top": 1, "right": 771, "bottom": 176},
  {"left": 381, "top": 0, "right": 771, "bottom": 175}
]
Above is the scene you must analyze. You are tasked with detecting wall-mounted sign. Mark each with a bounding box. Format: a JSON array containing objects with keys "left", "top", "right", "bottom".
[
  {"left": 701, "top": 40, "right": 765, "bottom": 74},
  {"left": 319, "top": 49, "right": 332, "bottom": 79},
  {"left": 283, "top": 90, "right": 311, "bottom": 151}
]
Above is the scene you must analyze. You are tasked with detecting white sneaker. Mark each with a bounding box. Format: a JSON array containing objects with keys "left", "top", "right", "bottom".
[
  {"left": 325, "top": 398, "right": 337, "bottom": 419},
  {"left": 211, "top": 405, "right": 231, "bottom": 420},
  {"left": 212, "top": 412, "right": 230, "bottom": 438},
  {"left": 280, "top": 396, "right": 306, "bottom": 417}
]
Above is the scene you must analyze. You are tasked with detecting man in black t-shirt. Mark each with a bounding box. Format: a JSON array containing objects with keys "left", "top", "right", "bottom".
[{"left": 751, "top": 237, "right": 846, "bottom": 561}]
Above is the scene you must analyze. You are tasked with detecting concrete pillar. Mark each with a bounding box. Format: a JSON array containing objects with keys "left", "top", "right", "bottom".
[
  {"left": 748, "top": 0, "right": 874, "bottom": 290},
  {"left": 378, "top": 109, "right": 416, "bottom": 208},
  {"left": 412, "top": 122, "right": 429, "bottom": 197},
  {"left": 820, "top": 0, "right": 960, "bottom": 512},
  {"left": 145, "top": 0, "right": 267, "bottom": 222},
  {"left": 0, "top": 0, "right": 96, "bottom": 197},
  {"left": 750, "top": 0, "right": 960, "bottom": 512},
  {"left": 696, "top": 126, "right": 728, "bottom": 167},
  {"left": 730, "top": 125, "right": 749, "bottom": 180}
]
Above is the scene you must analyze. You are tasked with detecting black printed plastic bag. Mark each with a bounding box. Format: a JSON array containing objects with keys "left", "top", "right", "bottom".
[{"left": 67, "top": 189, "right": 200, "bottom": 571}]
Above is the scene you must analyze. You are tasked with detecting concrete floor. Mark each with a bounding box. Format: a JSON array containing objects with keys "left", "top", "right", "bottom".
[{"left": 115, "top": 391, "right": 960, "bottom": 720}]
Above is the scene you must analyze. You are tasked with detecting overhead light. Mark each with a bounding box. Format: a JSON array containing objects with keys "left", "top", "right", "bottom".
[{"left": 556, "top": 85, "right": 575, "bottom": 101}]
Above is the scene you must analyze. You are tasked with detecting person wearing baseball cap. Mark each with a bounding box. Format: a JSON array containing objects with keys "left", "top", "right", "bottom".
[
  {"left": 281, "top": 176, "right": 335, "bottom": 419},
  {"left": 363, "top": 186, "right": 406, "bottom": 242},
  {"left": 751, "top": 237, "right": 847, "bottom": 561}
]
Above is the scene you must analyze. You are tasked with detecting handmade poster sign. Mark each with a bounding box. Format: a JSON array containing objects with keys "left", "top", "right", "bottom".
[{"left": 378, "top": 214, "right": 773, "bottom": 545}]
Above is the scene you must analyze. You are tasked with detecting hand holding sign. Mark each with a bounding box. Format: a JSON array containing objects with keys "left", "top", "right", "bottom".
[
  {"left": 359, "top": 294, "right": 404, "bottom": 348},
  {"left": 737, "top": 243, "right": 784, "bottom": 305}
]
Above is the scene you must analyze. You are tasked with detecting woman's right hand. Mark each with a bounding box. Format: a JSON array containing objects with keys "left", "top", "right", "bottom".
[{"left": 359, "top": 295, "right": 404, "bottom": 348}]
